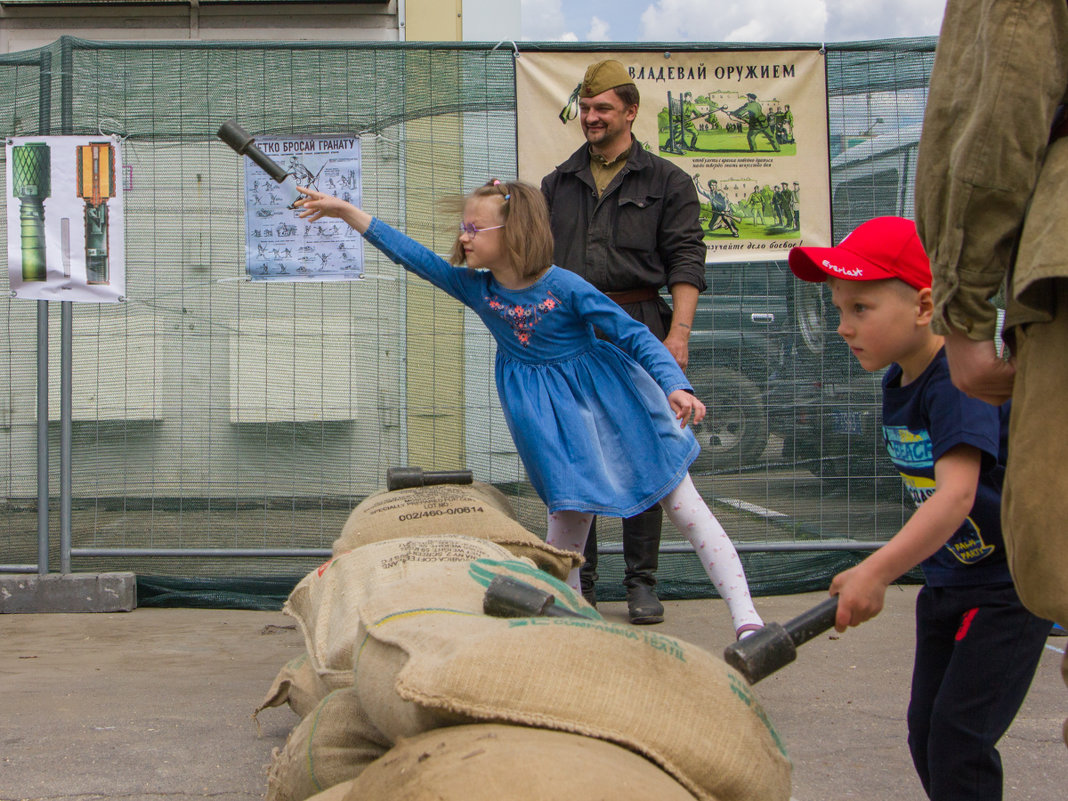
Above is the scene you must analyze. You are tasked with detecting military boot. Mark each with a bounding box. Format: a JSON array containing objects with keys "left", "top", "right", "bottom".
[
  {"left": 623, "top": 506, "right": 665, "bottom": 625},
  {"left": 580, "top": 518, "right": 599, "bottom": 608}
]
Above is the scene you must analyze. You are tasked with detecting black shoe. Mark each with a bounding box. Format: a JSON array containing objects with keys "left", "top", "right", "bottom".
[{"left": 626, "top": 584, "right": 664, "bottom": 625}]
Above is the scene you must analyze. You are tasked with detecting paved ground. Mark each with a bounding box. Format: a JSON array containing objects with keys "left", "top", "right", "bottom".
[{"left": 2, "top": 587, "right": 1065, "bottom": 801}]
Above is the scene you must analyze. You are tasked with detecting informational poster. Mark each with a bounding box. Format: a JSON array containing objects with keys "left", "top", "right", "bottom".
[
  {"left": 516, "top": 50, "right": 832, "bottom": 262},
  {"left": 243, "top": 134, "right": 363, "bottom": 281},
  {"left": 6, "top": 135, "right": 126, "bottom": 302}
]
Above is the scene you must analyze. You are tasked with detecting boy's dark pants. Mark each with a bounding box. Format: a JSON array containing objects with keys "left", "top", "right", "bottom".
[{"left": 907, "top": 582, "right": 1051, "bottom": 801}]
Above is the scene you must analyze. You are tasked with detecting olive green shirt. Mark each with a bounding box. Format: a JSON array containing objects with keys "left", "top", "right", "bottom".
[{"left": 589, "top": 146, "right": 628, "bottom": 197}]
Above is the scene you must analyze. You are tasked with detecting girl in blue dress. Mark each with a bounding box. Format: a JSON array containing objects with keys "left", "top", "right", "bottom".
[{"left": 295, "top": 179, "right": 763, "bottom": 638}]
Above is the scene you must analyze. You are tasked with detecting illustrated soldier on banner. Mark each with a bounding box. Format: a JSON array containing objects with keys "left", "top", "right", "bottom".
[
  {"left": 779, "top": 104, "right": 796, "bottom": 143},
  {"left": 774, "top": 182, "right": 798, "bottom": 230},
  {"left": 681, "top": 92, "right": 701, "bottom": 151},
  {"left": 746, "top": 184, "right": 766, "bottom": 224},
  {"left": 695, "top": 176, "right": 740, "bottom": 238},
  {"left": 728, "top": 93, "right": 781, "bottom": 153}
]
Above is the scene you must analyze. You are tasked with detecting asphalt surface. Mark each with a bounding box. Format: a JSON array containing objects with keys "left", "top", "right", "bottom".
[{"left": 2, "top": 587, "right": 1066, "bottom": 801}]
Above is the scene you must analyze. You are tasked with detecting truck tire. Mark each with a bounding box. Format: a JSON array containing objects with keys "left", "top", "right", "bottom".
[
  {"left": 794, "top": 281, "right": 827, "bottom": 355},
  {"left": 689, "top": 367, "right": 769, "bottom": 471}
]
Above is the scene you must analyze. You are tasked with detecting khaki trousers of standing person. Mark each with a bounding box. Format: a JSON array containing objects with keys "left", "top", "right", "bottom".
[{"left": 1002, "top": 278, "right": 1068, "bottom": 748}]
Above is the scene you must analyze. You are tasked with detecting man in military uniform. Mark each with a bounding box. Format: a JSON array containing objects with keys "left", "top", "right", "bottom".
[
  {"left": 541, "top": 59, "right": 706, "bottom": 625},
  {"left": 731, "top": 93, "right": 780, "bottom": 153},
  {"left": 917, "top": 0, "right": 1068, "bottom": 746}
]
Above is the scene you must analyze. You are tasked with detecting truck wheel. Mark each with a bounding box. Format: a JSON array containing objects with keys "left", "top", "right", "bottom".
[
  {"left": 795, "top": 281, "right": 827, "bottom": 355},
  {"left": 690, "top": 367, "right": 769, "bottom": 471}
]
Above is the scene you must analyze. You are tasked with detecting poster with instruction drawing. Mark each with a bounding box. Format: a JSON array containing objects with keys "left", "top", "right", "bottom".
[
  {"left": 6, "top": 135, "right": 126, "bottom": 302},
  {"left": 516, "top": 50, "right": 831, "bottom": 264},
  {"left": 243, "top": 135, "right": 363, "bottom": 281}
]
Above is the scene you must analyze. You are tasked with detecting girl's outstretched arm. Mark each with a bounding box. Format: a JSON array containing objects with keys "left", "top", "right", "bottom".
[
  {"left": 293, "top": 186, "right": 371, "bottom": 234},
  {"left": 295, "top": 186, "right": 480, "bottom": 307}
]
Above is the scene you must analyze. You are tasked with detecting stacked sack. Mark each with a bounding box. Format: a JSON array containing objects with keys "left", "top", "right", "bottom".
[{"left": 257, "top": 480, "right": 792, "bottom": 801}]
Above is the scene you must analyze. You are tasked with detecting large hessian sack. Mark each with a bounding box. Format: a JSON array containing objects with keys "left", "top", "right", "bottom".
[
  {"left": 344, "top": 723, "right": 699, "bottom": 801},
  {"left": 265, "top": 687, "right": 390, "bottom": 801},
  {"left": 333, "top": 483, "right": 580, "bottom": 580},
  {"left": 285, "top": 537, "right": 591, "bottom": 692},
  {"left": 256, "top": 652, "right": 331, "bottom": 720},
  {"left": 355, "top": 580, "right": 791, "bottom": 801},
  {"left": 285, "top": 536, "right": 529, "bottom": 691}
]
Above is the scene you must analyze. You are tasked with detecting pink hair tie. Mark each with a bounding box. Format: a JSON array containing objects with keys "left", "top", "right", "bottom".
[{"left": 491, "top": 178, "right": 511, "bottom": 200}]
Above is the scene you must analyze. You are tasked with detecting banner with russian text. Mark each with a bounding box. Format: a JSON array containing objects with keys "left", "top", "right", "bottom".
[{"left": 516, "top": 50, "right": 831, "bottom": 263}]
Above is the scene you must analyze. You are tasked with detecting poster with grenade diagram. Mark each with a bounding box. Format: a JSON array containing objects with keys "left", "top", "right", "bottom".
[
  {"left": 6, "top": 135, "right": 126, "bottom": 302},
  {"left": 242, "top": 135, "right": 363, "bottom": 281}
]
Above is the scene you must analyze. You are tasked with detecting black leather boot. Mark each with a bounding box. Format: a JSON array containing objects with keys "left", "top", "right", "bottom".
[
  {"left": 580, "top": 518, "right": 599, "bottom": 608},
  {"left": 623, "top": 506, "right": 665, "bottom": 625}
]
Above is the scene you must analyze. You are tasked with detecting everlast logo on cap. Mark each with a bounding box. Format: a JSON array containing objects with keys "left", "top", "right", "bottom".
[{"left": 820, "top": 259, "right": 864, "bottom": 279}]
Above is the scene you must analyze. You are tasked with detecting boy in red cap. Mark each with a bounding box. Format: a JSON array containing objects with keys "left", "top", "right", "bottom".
[{"left": 789, "top": 217, "right": 1051, "bottom": 801}]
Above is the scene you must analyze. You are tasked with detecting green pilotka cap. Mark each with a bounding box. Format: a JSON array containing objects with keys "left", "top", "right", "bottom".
[{"left": 580, "top": 59, "right": 635, "bottom": 98}]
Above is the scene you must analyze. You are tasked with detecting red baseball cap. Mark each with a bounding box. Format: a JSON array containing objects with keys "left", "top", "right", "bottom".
[{"left": 788, "top": 216, "right": 931, "bottom": 290}]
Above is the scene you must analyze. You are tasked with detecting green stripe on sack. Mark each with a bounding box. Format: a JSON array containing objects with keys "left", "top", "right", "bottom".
[
  {"left": 305, "top": 689, "right": 342, "bottom": 792},
  {"left": 467, "top": 558, "right": 601, "bottom": 619}
]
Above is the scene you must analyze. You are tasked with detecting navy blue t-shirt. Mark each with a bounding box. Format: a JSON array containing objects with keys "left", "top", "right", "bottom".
[{"left": 881, "top": 349, "right": 1012, "bottom": 587}]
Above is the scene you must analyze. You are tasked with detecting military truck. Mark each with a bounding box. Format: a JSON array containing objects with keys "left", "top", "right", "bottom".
[{"left": 687, "top": 124, "right": 924, "bottom": 477}]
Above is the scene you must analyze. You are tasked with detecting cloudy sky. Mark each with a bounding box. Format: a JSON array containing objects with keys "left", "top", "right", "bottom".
[{"left": 520, "top": 0, "right": 945, "bottom": 43}]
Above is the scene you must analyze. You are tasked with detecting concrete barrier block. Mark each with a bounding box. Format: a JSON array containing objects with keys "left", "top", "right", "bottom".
[{"left": 0, "top": 572, "right": 136, "bottom": 613}]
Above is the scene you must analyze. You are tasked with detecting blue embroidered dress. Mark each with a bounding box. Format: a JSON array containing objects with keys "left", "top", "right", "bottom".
[{"left": 364, "top": 218, "right": 699, "bottom": 516}]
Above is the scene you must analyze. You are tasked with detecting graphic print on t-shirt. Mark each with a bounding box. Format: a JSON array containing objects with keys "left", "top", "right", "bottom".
[{"left": 885, "top": 425, "right": 996, "bottom": 566}]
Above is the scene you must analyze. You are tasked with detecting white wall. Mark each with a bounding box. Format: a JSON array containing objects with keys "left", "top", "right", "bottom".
[{"left": 0, "top": 1, "right": 401, "bottom": 53}]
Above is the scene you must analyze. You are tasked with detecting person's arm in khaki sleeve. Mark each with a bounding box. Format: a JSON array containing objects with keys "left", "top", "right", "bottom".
[
  {"left": 942, "top": 332, "right": 1015, "bottom": 407},
  {"left": 664, "top": 282, "right": 699, "bottom": 371},
  {"left": 916, "top": 0, "right": 1068, "bottom": 405}
]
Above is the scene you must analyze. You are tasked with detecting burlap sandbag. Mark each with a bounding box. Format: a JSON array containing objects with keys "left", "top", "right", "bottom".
[
  {"left": 355, "top": 585, "right": 790, "bottom": 801},
  {"left": 285, "top": 536, "right": 592, "bottom": 692},
  {"left": 332, "top": 483, "right": 580, "bottom": 581},
  {"left": 256, "top": 653, "right": 331, "bottom": 720},
  {"left": 265, "top": 687, "right": 391, "bottom": 801},
  {"left": 350, "top": 560, "right": 587, "bottom": 742},
  {"left": 270, "top": 547, "right": 591, "bottom": 801},
  {"left": 305, "top": 781, "right": 357, "bottom": 801},
  {"left": 344, "top": 723, "right": 698, "bottom": 801},
  {"left": 360, "top": 480, "right": 520, "bottom": 519}
]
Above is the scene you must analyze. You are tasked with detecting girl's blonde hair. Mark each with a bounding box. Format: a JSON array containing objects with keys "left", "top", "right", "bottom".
[{"left": 449, "top": 179, "right": 554, "bottom": 279}]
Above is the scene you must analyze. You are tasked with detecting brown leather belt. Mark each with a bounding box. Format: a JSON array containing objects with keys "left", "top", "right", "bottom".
[{"left": 604, "top": 286, "right": 660, "bottom": 305}]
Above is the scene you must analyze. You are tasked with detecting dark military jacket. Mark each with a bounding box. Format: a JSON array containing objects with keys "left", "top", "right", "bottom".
[{"left": 540, "top": 138, "right": 706, "bottom": 301}]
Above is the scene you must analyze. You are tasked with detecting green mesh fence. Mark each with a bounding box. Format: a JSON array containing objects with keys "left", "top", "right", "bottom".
[{"left": 0, "top": 37, "right": 936, "bottom": 607}]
